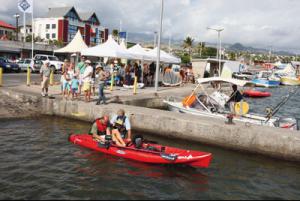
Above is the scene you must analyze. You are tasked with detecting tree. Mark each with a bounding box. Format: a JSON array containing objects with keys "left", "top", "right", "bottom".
[
  {"left": 202, "top": 47, "right": 217, "bottom": 58},
  {"left": 181, "top": 53, "right": 191, "bottom": 64},
  {"left": 196, "top": 42, "right": 205, "bottom": 58},
  {"left": 112, "top": 29, "right": 119, "bottom": 41},
  {"left": 183, "top": 36, "right": 194, "bottom": 57}
]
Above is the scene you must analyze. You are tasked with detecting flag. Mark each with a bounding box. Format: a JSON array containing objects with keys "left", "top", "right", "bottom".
[{"left": 18, "top": 0, "right": 33, "bottom": 13}]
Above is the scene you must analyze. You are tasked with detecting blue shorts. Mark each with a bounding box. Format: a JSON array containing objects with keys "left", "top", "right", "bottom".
[{"left": 72, "top": 88, "right": 78, "bottom": 93}]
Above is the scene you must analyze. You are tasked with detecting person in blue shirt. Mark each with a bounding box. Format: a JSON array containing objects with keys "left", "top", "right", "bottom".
[
  {"left": 71, "top": 75, "right": 80, "bottom": 100},
  {"left": 110, "top": 109, "right": 132, "bottom": 147}
]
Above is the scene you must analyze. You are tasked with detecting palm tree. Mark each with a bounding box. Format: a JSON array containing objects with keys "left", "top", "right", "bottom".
[
  {"left": 183, "top": 36, "right": 194, "bottom": 58},
  {"left": 196, "top": 42, "right": 205, "bottom": 57}
]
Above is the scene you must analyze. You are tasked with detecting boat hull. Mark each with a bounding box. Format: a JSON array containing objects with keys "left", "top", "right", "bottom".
[
  {"left": 69, "top": 134, "right": 213, "bottom": 168},
  {"left": 280, "top": 77, "right": 300, "bottom": 86},
  {"left": 243, "top": 90, "right": 271, "bottom": 98},
  {"left": 252, "top": 79, "right": 280, "bottom": 88}
]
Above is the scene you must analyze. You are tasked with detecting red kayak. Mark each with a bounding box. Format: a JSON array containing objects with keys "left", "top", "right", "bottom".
[
  {"left": 69, "top": 134, "right": 212, "bottom": 168},
  {"left": 243, "top": 90, "right": 271, "bottom": 98}
]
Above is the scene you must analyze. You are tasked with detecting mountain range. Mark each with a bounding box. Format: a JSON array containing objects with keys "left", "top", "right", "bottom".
[{"left": 127, "top": 32, "right": 296, "bottom": 56}]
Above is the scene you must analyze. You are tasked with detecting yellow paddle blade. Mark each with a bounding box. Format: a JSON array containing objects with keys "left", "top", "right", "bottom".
[{"left": 235, "top": 102, "right": 250, "bottom": 115}]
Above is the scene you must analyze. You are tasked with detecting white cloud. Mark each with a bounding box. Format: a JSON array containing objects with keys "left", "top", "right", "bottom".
[{"left": 1, "top": 0, "right": 299, "bottom": 51}]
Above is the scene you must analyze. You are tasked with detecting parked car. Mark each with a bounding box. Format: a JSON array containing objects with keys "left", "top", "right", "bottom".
[
  {"left": 34, "top": 54, "right": 63, "bottom": 72},
  {"left": 0, "top": 57, "right": 21, "bottom": 73},
  {"left": 18, "top": 59, "right": 43, "bottom": 73}
]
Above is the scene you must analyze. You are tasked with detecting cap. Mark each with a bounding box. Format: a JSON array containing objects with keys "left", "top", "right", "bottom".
[{"left": 64, "top": 59, "right": 69, "bottom": 62}]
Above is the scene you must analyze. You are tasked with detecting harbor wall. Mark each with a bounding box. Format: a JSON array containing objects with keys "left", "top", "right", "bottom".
[{"left": 1, "top": 88, "right": 300, "bottom": 162}]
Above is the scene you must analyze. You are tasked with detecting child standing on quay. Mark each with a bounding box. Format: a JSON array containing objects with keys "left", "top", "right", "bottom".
[{"left": 71, "top": 75, "right": 80, "bottom": 100}]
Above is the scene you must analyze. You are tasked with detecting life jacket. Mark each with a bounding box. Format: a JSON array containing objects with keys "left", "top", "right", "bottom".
[
  {"left": 96, "top": 118, "right": 108, "bottom": 136},
  {"left": 114, "top": 116, "right": 127, "bottom": 137}
]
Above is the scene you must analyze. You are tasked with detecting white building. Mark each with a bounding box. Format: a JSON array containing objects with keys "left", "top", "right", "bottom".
[{"left": 30, "top": 6, "right": 108, "bottom": 46}]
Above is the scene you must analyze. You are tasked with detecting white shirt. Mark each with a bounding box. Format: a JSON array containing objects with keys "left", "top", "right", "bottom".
[{"left": 83, "top": 65, "right": 93, "bottom": 83}]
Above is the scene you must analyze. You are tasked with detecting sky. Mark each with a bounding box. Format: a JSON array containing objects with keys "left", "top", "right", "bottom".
[{"left": 1, "top": 0, "right": 299, "bottom": 52}]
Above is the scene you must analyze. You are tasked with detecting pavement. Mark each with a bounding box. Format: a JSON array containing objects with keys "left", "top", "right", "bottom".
[{"left": 0, "top": 73, "right": 198, "bottom": 104}]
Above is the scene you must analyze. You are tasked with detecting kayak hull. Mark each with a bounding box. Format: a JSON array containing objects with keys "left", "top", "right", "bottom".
[
  {"left": 69, "top": 134, "right": 212, "bottom": 168},
  {"left": 243, "top": 90, "right": 271, "bottom": 98}
]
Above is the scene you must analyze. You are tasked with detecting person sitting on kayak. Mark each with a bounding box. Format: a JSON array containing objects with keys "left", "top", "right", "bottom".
[
  {"left": 110, "top": 109, "right": 132, "bottom": 147},
  {"left": 90, "top": 115, "right": 111, "bottom": 143},
  {"left": 226, "top": 85, "right": 244, "bottom": 113}
]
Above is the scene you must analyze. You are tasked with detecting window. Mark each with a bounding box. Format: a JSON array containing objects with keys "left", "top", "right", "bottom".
[
  {"left": 46, "top": 24, "right": 50, "bottom": 29},
  {"left": 52, "top": 24, "right": 56, "bottom": 29},
  {"left": 52, "top": 33, "right": 56, "bottom": 39},
  {"left": 46, "top": 34, "right": 50, "bottom": 39},
  {"left": 0, "top": 30, "right": 3, "bottom": 35}
]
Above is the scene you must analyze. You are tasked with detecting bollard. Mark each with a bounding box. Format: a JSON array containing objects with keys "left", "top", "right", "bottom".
[
  {"left": 133, "top": 76, "right": 138, "bottom": 95},
  {"left": 0, "top": 67, "right": 3, "bottom": 87},
  {"left": 50, "top": 69, "right": 54, "bottom": 86},
  {"left": 110, "top": 73, "right": 114, "bottom": 91},
  {"left": 297, "top": 118, "right": 300, "bottom": 131},
  {"left": 27, "top": 66, "right": 31, "bottom": 86}
]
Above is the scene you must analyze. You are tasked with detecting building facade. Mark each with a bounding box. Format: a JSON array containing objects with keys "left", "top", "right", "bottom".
[
  {"left": 33, "top": 7, "right": 108, "bottom": 46},
  {"left": 0, "top": 20, "right": 16, "bottom": 40}
]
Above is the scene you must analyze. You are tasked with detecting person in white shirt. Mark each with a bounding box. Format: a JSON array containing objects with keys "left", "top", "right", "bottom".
[{"left": 82, "top": 60, "right": 94, "bottom": 102}]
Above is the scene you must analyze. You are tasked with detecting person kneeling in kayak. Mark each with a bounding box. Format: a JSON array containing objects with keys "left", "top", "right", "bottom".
[
  {"left": 90, "top": 115, "right": 111, "bottom": 143},
  {"left": 110, "top": 109, "right": 132, "bottom": 147}
]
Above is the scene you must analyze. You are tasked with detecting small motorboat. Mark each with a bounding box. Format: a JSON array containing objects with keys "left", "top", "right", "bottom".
[
  {"left": 243, "top": 90, "right": 272, "bottom": 98},
  {"left": 123, "top": 83, "right": 145, "bottom": 89},
  {"left": 280, "top": 76, "right": 300, "bottom": 86},
  {"left": 69, "top": 134, "right": 212, "bottom": 168}
]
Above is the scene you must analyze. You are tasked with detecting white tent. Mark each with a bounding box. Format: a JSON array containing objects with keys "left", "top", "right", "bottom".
[
  {"left": 148, "top": 47, "right": 181, "bottom": 63},
  {"left": 81, "top": 35, "right": 134, "bottom": 59},
  {"left": 54, "top": 30, "right": 88, "bottom": 53},
  {"left": 128, "top": 44, "right": 154, "bottom": 61}
]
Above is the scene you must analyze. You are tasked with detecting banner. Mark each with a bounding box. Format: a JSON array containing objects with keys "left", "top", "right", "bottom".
[
  {"left": 18, "top": 0, "right": 33, "bottom": 13},
  {"left": 119, "top": 32, "right": 127, "bottom": 39}
]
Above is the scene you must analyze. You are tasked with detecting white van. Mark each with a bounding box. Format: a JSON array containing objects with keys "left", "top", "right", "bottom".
[{"left": 34, "top": 54, "right": 64, "bottom": 72}]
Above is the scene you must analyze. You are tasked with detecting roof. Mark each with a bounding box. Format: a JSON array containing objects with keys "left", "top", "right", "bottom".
[
  {"left": 54, "top": 30, "right": 88, "bottom": 53},
  {"left": 197, "top": 77, "right": 254, "bottom": 87},
  {"left": 0, "top": 20, "right": 16, "bottom": 30},
  {"left": 47, "top": 6, "right": 77, "bottom": 18},
  {"left": 79, "top": 12, "right": 93, "bottom": 21}
]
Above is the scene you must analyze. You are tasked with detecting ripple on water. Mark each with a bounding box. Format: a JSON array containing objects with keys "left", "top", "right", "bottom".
[{"left": 0, "top": 115, "right": 299, "bottom": 199}]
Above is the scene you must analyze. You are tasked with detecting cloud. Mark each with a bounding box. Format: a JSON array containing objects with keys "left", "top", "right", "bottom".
[{"left": 1, "top": 0, "right": 299, "bottom": 51}]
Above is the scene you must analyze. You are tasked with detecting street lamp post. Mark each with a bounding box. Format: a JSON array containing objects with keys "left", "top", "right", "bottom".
[
  {"left": 153, "top": 31, "right": 157, "bottom": 48},
  {"left": 13, "top": 13, "right": 20, "bottom": 41},
  {"left": 155, "top": 0, "right": 164, "bottom": 92},
  {"left": 207, "top": 27, "right": 224, "bottom": 77}
]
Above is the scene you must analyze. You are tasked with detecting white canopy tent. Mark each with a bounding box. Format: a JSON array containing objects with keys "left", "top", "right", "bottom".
[
  {"left": 54, "top": 30, "right": 88, "bottom": 53},
  {"left": 128, "top": 44, "right": 154, "bottom": 61},
  {"left": 81, "top": 35, "right": 134, "bottom": 59},
  {"left": 148, "top": 47, "right": 181, "bottom": 64}
]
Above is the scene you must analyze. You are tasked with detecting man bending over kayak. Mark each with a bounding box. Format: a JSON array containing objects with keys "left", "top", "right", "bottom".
[
  {"left": 90, "top": 115, "right": 111, "bottom": 143},
  {"left": 110, "top": 109, "right": 132, "bottom": 147}
]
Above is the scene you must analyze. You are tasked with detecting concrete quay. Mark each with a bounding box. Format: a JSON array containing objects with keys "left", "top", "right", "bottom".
[{"left": 0, "top": 84, "right": 300, "bottom": 162}]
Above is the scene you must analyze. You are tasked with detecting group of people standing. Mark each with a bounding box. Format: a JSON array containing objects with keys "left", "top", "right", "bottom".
[{"left": 59, "top": 56, "right": 108, "bottom": 104}]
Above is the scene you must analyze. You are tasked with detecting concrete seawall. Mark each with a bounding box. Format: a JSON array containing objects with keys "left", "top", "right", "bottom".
[{"left": 1, "top": 88, "right": 300, "bottom": 162}]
